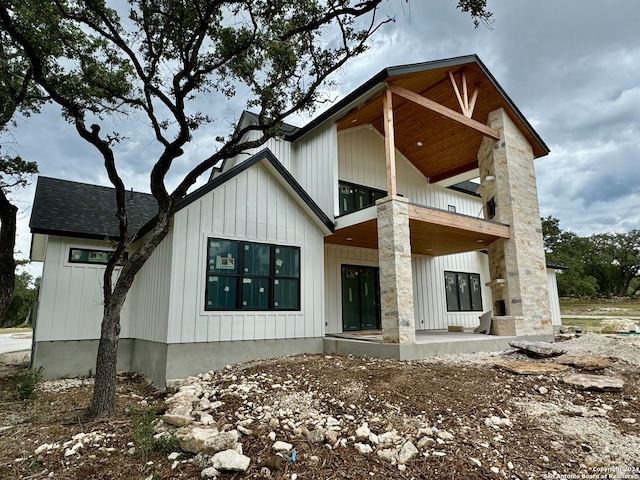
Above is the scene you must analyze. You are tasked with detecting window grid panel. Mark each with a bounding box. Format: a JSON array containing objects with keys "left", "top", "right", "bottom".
[
  {"left": 444, "top": 270, "right": 483, "bottom": 312},
  {"left": 205, "top": 238, "right": 300, "bottom": 311}
]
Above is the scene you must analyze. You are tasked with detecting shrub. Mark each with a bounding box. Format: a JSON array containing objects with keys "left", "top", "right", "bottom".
[
  {"left": 129, "top": 407, "right": 181, "bottom": 457},
  {"left": 15, "top": 367, "right": 43, "bottom": 400}
]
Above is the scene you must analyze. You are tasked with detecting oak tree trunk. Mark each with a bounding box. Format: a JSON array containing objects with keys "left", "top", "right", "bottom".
[
  {"left": 88, "top": 293, "right": 123, "bottom": 418},
  {"left": 0, "top": 189, "right": 17, "bottom": 327}
]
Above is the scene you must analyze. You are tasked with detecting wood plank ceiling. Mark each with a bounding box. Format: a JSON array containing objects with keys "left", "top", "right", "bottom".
[{"left": 335, "top": 62, "right": 546, "bottom": 184}]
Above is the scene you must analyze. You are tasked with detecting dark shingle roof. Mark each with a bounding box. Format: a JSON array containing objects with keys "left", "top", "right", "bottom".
[
  {"left": 448, "top": 180, "right": 481, "bottom": 197},
  {"left": 239, "top": 111, "right": 300, "bottom": 136},
  {"left": 30, "top": 176, "right": 158, "bottom": 240}
]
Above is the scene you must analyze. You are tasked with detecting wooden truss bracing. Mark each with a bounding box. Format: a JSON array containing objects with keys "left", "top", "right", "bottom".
[
  {"left": 448, "top": 70, "right": 478, "bottom": 118},
  {"left": 382, "top": 80, "right": 500, "bottom": 196}
]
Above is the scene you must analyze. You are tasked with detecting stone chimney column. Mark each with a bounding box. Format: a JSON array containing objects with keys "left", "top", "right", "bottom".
[
  {"left": 477, "top": 108, "right": 553, "bottom": 336},
  {"left": 377, "top": 195, "right": 416, "bottom": 343}
]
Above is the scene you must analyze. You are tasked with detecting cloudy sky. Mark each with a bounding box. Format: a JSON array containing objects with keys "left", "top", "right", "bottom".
[{"left": 5, "top": 0, "right": 640, "bottom": 273}]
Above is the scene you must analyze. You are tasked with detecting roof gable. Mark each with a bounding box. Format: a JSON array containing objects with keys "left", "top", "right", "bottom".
[{"left": 171, "top": 148, "right": 334, "bottom": 235}]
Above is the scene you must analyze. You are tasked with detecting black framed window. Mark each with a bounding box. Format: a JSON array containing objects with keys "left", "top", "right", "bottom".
[
  {"left": 486, "top": 197, "right": 496, "bottom": 219},
  {"left": 68, "top": 248, "right": 128, "bottom": 265},
  {"left": 205, "top": 238, "right": 300, "bottom": 311},
  {"left": 338, "top": 180, "right": 387, "bottom": 215},
  {"left": 444, "top": 271, "right": 483, "bottom": 312}
]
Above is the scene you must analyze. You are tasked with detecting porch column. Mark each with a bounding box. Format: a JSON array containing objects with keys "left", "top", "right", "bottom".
[
  {"left": 377, "top": 195, "right": 416, "bottom": 343},
  {"left": 477, "top": 108, "right": 553, "bottom": 336}
]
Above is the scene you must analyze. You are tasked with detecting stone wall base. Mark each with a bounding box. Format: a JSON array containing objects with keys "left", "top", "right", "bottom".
[{"left": 490, "top": 316, "right": 554, "bottom": 336}]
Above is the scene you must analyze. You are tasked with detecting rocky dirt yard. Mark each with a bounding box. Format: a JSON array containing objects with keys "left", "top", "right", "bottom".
[{"left": 2, "top": 333, "right": 640, "bottom": 480}]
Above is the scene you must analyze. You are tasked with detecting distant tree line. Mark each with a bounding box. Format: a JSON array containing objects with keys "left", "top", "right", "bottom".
[
  {"left": 1, "top": 267, "right": 39, "bottom": 328},
  {"left": 542, "top": 216, "right": 640, "bottom": 298}
]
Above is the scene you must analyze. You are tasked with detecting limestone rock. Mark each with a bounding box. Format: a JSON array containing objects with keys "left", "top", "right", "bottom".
[
  {"left": 211, "top": 449, "right": 251, "bottom": 472},
  {"left": 307, "top": 429, "right": 326, "bottom": 444},
  {"left": 325, "top": 430, "right": 339, "bottom": 445},
  {"left": 236, "top": 425, "right": 253, "bottom": 436},
  {"left": 563, "top": 374, "right": 624, "bottom": 392},
  {"left": 417, "top": 436, "right": 435, "bottom": 449},
  {"left": 495, "top": 360, "right": 570, "bottom": 375},
  {"left": 559, "top": 325, "right": 582, "bottom": 334},
  {"left": 354, "top": 443, "right": 373, "bottom": 454},
  {"left": 376, "top": 448, "right": 398, "bottom": 463},
  {"left": 555, "top": 355, "right": 617, "bottom": 371},
  {"left": 601, "top": 318, "right": 639, "bottom": 333},
  {"left": 164, "top": 413, "right": 194, "bottom": 427},
  {"left": 355, "top": 423, "right": 371, "bottom": 439},
  {"left": 177, "top": 428, "right": 239, "bottom": 454},
  {"left": 378, "top": 430, "right": 403, "bottom": 446},
  {"left": 436, "top": 430, "right": 454, "bottom": 440},
  {"left": 398, "top": 441, "right": 418, "bottom": 464},
  {"left": 201, "top": 466, "right": 220, "bottom": 478},
  {"left": 509, "top": 341, "right": 566, "bottom": 357},
  {"left": 272, "top": 441, "right": 293, "bottom": 452}
]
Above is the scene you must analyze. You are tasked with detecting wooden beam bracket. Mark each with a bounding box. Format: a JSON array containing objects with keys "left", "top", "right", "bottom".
[{"left": 387, "top": 82, "right": 500, "bottom": 141}]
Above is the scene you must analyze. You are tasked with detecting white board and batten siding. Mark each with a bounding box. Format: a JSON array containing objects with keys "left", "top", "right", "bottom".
[
  {"left": 221, "top": 125, "right": 339, "bottom": 219},
  {"left": 324, "top": 244, "right": 491, "bottom": 334},
  {"left": 166, "top": 162, "right": 325, "bottom": 344},
  {"left": 35, "top": 236, "right": 132, "bottom": 342},
  {"left": 224, "top": 131, "right": 293, "bottom": 172},
  {"left": 129, "top": 230, "right": 173, "bottom": 343},
  {"left": 547, "top": 269, "right": 562, "bottom": 326},
  {"left": 290, "top": 122, "right": 338, "bottom": 217},
  {"left": 337, "top": 126, "right": 482, "bottom": 216},
  {"left": 413, "top": 252, "right": 491, "bottom": 330}
]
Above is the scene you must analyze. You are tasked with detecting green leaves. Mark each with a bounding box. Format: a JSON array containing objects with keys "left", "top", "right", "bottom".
[{"left": 543, "top": 217, "right": 640, "bottom": 297}]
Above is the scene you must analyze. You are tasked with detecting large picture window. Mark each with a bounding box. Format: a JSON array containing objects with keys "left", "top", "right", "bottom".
[
  {"left": 444, "top": 271, "right": 483, "bottom": 312},
  {"left": 205, "top": 238, "right": 300, "bottom": 311}
]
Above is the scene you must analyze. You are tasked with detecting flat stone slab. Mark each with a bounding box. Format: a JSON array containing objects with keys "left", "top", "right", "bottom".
[
  {"left": 509, "top": 340, "right": 566, "bottom": 358},
  {"left": 555, "top": 355, "right": 617, "bottom": 371},
  {"left": 495, "top": 360, "right": 570, "bottom": 375},
  {"left": 563, "top": 374, "right": 624, "bottom": 392}
]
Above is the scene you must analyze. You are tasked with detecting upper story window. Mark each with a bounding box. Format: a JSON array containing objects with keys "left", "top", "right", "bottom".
[
  {"left": 205, "top": 238, "right": 300, "bottom": 311},
  {"left": 338, "top": 180, "right": 387, "bottom": 216}
]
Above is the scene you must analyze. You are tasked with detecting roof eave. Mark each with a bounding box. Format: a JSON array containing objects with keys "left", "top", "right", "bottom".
[{"left": 286, "top": 54, "right": 549, "bottom": 157}]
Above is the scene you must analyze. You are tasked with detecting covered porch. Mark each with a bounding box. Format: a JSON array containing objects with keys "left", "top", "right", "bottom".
[{"left": 325, "top": 56, "right": 554, "bottom": 346}]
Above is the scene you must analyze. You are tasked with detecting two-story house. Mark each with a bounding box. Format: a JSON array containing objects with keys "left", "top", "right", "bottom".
[{"left": 29, "top": 55, "right": 559, "bottom": 386}]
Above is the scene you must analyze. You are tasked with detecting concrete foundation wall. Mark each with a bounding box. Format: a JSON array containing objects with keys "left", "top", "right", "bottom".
[
  {"left": 132, "top": 339, "right": 168, "bottom": 387},
  {"left": 323, "top": 333, "right": 554, "bottom": 360},
  {"left": 33, "top": 337, "right": 323, "bottom": 387},
  {"left": 164, "top": 338, "right": 324, "bottom": 384},
  {"left": 33, "top": 339, "right": 135, "bottom": 379}
]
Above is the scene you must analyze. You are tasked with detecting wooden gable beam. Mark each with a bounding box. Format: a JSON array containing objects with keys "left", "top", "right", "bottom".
[{"left": 387, "top": 82, "right": 500, "bottom": 141}]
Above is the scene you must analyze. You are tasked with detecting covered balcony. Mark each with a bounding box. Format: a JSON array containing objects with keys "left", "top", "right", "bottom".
[{"left": 321, "top": 55, "right": 553, "bottom": 346}]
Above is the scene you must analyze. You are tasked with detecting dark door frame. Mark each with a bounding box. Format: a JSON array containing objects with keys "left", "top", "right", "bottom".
[{"left": 341, "top": 264, "right": 381, "bottom": 331}]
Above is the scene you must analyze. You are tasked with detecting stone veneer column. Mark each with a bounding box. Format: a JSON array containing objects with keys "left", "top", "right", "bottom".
[
  {"left": 376, "top": 195, "right": 416, "bottom": 343},
  {"left": 477, "top": 108, "right": 553, "bottom": 336}
]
